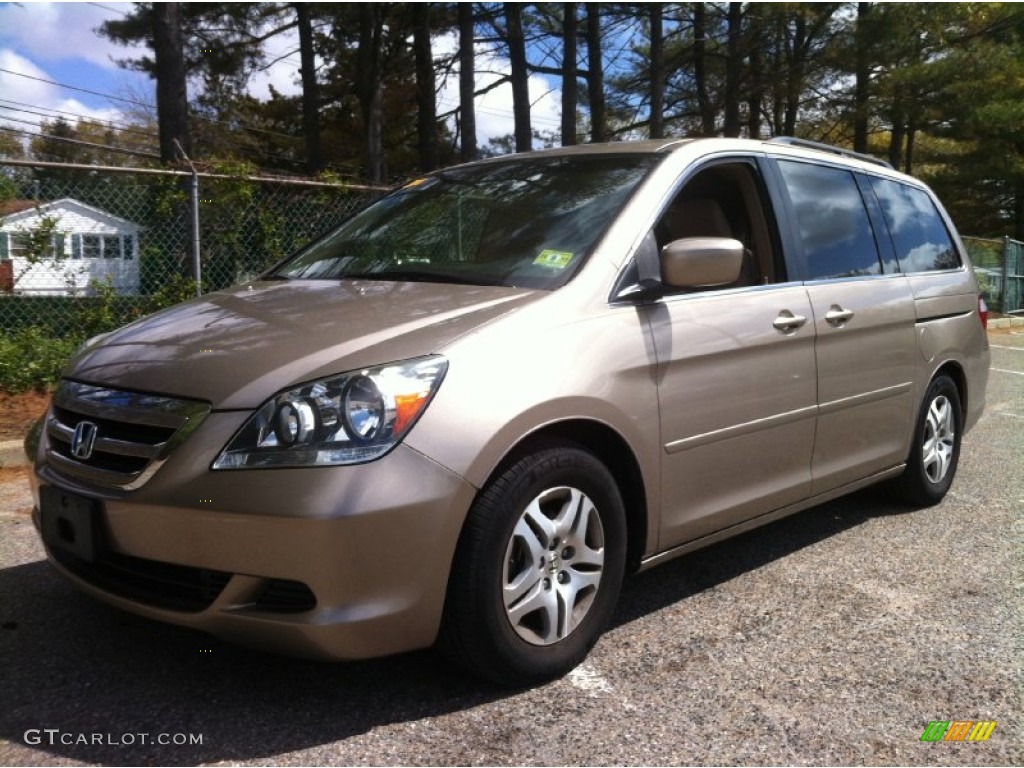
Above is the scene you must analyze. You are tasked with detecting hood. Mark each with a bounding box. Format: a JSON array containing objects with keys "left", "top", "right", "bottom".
[{"left": 68, "top": 279, "right": 542, "bottom": 409}]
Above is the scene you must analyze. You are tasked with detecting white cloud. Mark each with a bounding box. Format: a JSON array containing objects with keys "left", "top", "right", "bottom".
[
  {"left": 0, "top": 2, "right": 146, "bottom": 70},
  {"left": 0, "top": 49, "right": 128, "bottom": 132},
  {"left": 245, "top": 24, "right": 304, "bottom": 101},
  {"left": 435, "top": 32, "right": 563, "bottom": 149},
  {"left": 0, "top": 49, "right": 57, "bottom": 106}
]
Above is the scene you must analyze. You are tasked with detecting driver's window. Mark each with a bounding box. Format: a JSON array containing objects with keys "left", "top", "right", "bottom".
[{"left": 654, "top": 162, "right": 781, "bottom": 289}]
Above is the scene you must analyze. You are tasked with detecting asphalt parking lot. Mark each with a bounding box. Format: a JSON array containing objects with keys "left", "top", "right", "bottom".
[{"left": 0, "top": 329, "right": 1021, "bottom": 766}]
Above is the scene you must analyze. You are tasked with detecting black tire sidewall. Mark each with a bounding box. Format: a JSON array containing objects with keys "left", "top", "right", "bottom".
[
  {"left": 906, "top": 375, "right": 963, "bottom": 504},
  {"left": 456, "top": 446, "right": 627, "bottom": 684}
]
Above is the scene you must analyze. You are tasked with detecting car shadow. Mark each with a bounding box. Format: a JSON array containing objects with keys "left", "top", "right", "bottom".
[
  {"left": 0, "top": 486, "right": 911, "bottom": 766},
  {"left": 611, "top": 485, "right": 909, "bottom": 626}
]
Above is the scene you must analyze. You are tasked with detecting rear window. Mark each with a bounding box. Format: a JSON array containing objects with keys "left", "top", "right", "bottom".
[
  {"left": 870, "top": 177, "right": 960, "bottom": 273},
  {"left": 777, "top": 160, "right": 882, "bottom": 280}
]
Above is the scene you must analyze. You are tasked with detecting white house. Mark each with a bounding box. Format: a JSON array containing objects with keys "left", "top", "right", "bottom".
[{"left": 0, "top": 198, "right": 141, "bottom": 295}]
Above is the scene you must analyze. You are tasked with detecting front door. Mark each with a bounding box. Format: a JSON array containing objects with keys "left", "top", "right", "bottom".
[{"left": 647, "top": 158, "right": 818, "bottom": 550}]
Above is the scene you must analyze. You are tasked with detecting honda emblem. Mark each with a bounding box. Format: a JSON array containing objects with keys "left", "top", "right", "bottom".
[{"left": 70, "top": 421, "right": 99, "bottom": 460}]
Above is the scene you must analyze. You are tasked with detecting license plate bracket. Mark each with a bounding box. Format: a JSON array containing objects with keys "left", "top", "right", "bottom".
[{"left": 40, "top": 486, "right": 104, "bottom": 563}]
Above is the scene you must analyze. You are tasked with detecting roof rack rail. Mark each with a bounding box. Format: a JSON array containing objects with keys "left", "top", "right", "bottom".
[{"left": 767, "top": 136, "right": 894, "bottom": 170}]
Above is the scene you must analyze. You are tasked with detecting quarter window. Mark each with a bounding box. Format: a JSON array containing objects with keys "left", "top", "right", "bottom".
[
  {"left": 778, "top": 160, "right": 882, "bottom": 280},
  {"left": 870, "top": 177, "right": 960, "bottom": 272}
]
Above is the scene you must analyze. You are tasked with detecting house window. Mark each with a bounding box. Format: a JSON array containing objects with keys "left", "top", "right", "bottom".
[
  {"left": 102, "top": 234, "right": 120, "bottom": 259},
  {"left": 82, "top": 234, "right": 101, "bottom": 259},
  {"left": 3, "top": 232, "right": 62, "bottom": 260},
  {"left": 122, "top": 234, "right": 135, "bottom": 260},
  {"left": 8, "top": 233, "right": 29, "bottom": 259}
]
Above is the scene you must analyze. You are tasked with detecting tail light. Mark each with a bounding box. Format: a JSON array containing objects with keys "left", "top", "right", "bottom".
[{"left": 978, "top": 295, "right": 988, "bottom": 329}]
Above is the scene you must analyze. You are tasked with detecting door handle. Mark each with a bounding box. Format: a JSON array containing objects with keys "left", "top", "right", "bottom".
[
  {"left": 773, "top": 310, "right": 808, "bottom": 333},
  {"left": 825, "top": 305, "right": 855, "bottom": 326}
]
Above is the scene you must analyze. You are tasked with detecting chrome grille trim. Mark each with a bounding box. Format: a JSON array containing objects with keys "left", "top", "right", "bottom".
[
  {"left": 45, "top": 380, "right": 210, "bottom": 490},
  {"left": 46, "top": 419, "right": 165, "bottom": 459}
]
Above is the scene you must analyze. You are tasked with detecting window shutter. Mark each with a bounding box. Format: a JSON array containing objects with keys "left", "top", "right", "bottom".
[
  {"left": 71, "top": 233, "right": 81, "bottom": 259},
  {"left": 54, "top": 233, "right": 66, "bottom": 258},
  {"left": 0, "top": 233, "right": 8, "bottom": 260}
]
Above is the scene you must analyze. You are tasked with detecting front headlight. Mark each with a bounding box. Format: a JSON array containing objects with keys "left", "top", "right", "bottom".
[{"left": 212, "top": 355, "right": 447, "bottom": 469}]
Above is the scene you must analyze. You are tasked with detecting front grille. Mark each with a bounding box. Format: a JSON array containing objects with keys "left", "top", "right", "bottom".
[
  {"left": 45, "top": 380, "right": 210, "bottom": 490},
  {"left": 51, "top": 547, "right": 231, "bottom": 613}
]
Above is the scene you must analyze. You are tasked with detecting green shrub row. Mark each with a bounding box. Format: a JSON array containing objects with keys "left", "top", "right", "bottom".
[
  {"left": 0, "top": 275, "right": 200, "bottom": 392},
  {"left": 0, "top": 327, "right": 83, "bottom": 392}
]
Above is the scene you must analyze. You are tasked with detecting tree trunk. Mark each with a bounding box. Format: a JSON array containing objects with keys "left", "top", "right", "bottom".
[
  {"left": 770, "top": 14, "right": 786, "bottom": 136},
  {"left": 505, "top": 3, "right": 532, "bottom": 152},
  {"left": 561, "top": 2, "right": 578, "bottom": 145},
  {"left": 904, "top": 115, "right": 916, "bottom": 175},
  {"left": 693, "top": 3, "right": 715, "bottom": 135},
  {"left": 355, "top": 5, "right": 386, "bottom": 184},
  {"left": 853, "top": 2, "right": 871, "bottom": 153},
  {"left": 723, "top": 2, "right": 742, "bottom": 137},
  {"left": 888, "top": 105, "right": 905, "bottom": 169},
  {"left": 458, "top": 3, "right": 477, "bottom": 161},
  {"left": 783, "top": 14, "right": 806, "bottom": 136},
  {"left": 746, "top": 4, "right": 764, "bottom": 138},
  {"left": 151, "top": 2, "right": 191, "bottom": 164},
  {"left": 649, "top": 3, "right": 665, "bottom": 139},
  {"left": 586, "top": 3, "right": 606, "bottom": 142},
  {"left": 414, "top": 3, "right": 438, "bottom": 171},
  {"left": 295, "top": 3, "right": 322, "bottom": 175},
  {"left": 1015, "top": 178, "right": 1024, "bottom": 242}
]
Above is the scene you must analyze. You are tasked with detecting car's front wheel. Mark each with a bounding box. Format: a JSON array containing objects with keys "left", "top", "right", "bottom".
[{"left": 440, "top": 443, "right": 626, "bottom": 686}]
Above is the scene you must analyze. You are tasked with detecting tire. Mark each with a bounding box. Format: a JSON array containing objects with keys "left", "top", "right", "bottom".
[
  {"left": 890, "top": 374, "right": 963, "bottom": 507},
  {"left": 439, "top": 443, "right": 627, "bottom": 686}
]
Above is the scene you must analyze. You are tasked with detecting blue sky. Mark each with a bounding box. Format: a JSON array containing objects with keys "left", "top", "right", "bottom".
[
  {"left": 0, "top": 3, "right": 152, "bottom": 125},
  {"left": 0, "top": 2, "right": 561, "bottom": 154}
]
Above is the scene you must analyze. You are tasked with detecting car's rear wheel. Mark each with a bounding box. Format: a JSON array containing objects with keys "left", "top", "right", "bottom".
[
  {"left": 890, "top": 374, "right": 963, "bottom": 506},
  {"left": 440, "top": 443, "right": 626, "bottom": 686}
]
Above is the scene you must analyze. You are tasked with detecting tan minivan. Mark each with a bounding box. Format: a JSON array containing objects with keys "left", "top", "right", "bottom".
[{"left": 30, "top": 137, "right": 990, "bottom": 684}]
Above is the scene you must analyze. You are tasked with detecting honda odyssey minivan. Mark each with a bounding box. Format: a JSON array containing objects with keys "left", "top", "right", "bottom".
[{"left": 29, "top": 137, "right": 990, "bottom": 684}]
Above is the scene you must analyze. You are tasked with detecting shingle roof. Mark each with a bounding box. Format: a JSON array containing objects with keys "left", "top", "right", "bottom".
[{"left": 0, "top": 200, "right": 37, "bottom": 217}]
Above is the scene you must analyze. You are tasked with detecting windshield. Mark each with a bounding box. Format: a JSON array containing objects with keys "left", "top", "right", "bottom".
[{"left": 272, "top": 154, "right": 659, "bottom": 290}]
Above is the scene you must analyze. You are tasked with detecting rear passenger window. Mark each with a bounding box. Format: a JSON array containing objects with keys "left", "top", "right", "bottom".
[
  {"left": 777, "top": 160, "right": 882, "bottom": 280},
  {"left": 870, "top": 177, "right": 960, "bottom": 272}
]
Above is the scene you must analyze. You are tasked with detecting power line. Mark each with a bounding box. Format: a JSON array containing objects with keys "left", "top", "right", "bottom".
[
  {"left": 0, "top": 66, "right": 150, "bottom": 108},
  {"left": 0, "top": 124, "right": 160, "bottom": 159},
  {"left": 0, "top": 66, "right": 304, "bottom": 143},
  {"left": 86, "top": 1, "right": 129, "bottom": 17},
  {"left": 0, "top": 98, "right": 309, "bottom": 170},
  {"left": 0, "top": 100, "right": 159, "bottom": 140}
]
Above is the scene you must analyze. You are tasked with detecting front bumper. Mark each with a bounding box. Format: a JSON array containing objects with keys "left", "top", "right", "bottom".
[{"left": 31, "top": 415, "right": 477, "bottom": 660}]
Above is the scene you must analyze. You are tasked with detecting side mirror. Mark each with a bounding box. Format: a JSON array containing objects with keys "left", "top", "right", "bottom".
[{"left": 661, "top": 237, "right": 744, "bottom": 289}]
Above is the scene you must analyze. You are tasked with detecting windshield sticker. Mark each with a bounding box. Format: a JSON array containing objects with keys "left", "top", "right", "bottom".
[
  {"left": 534, "top": 249, "right": 574, "bottom": 269},
  {"left": 401, "top": 177, "right": 436, "bottom": 191}
]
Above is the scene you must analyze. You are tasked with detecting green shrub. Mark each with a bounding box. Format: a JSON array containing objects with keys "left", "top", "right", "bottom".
[{"left": 0, "top": 327, "right": 83, "bottom": 393}]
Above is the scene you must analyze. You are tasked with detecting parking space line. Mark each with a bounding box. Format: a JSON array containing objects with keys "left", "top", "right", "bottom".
[
  {"left": 990, "top": 345, "right": 1024, "bottom": 351},
  {"left": 990, "top": 368, "right": 1024, "bottom": 376}
]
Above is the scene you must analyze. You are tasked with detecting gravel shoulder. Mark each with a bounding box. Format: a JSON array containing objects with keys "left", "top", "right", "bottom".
[{"left": 0, "top": 331, "right": 1020, "bottom": 766}]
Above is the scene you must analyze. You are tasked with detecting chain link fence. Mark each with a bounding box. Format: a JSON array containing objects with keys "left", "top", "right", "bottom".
[
  {"left": 1, "top": 158, "right": 1021, "bottom": 391},
  {"left": 962, "top": 235, "right": 1024, "bottom": 315},
  {"left": 0, "top": 160, "right": 386, "bottom": 339}
]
